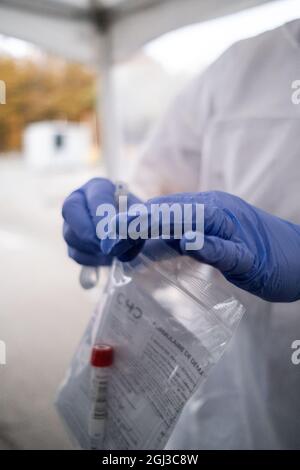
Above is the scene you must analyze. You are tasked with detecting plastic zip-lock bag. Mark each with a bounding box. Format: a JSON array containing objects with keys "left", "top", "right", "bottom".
[{"left": 56, "top": 241, "right": 245, "bottom": 450}]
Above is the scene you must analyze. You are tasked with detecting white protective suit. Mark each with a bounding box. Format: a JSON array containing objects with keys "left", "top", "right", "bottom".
[{"left": 131, "top": 19, "right": 300, "bottom": 449}]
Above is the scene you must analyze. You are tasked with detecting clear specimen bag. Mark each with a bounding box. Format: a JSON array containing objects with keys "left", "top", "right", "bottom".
[{"left": 56, "top": 241, "right": 244, "bottom": 450}]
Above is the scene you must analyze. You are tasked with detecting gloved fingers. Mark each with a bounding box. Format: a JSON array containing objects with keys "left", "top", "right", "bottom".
[
  {"left": 80, "top": 178, "right": 116, "bottom": 227},
  {"left": 101, "top": 209, "right": 150, "bottom": 256},
  {"left": 100, "top": 200, "right": 235, "bottom": 256},
  {"left": 144, "top": 195, "right": 235, "bottom": 239},
  {"left": 116, "top": 240, "right": 146, "bottom": 262},
  {"left": 80, "top": 178, "right": 142, "bottom": 230},
  {"left": 204, "top": 206, "right": 235, "bottom": 239},
  {"left": 147, "top": 193, "right": 207, "bottom": 205},
  {"left": 63, "top": 222, "right": 100, "bottom": 254},
  {"left": 147, "top": 191, "right": 224, "bottom": 207},
  {"left": 62, "top": 190, "right": 99, "bottom": 246},
  {"left": 99, "top": 208, "right": 201, "bottom": 256},
  {"left": 65, "top": 219, "right": 142, "bottom": 264},
  {"left": 180, "top": 232, "right": 255, "bottom": 276},
  {"left": 67, "top": 246, "right": 113, "bottom": 267},
  {"left": 101, "top": 228, "right": 142, "bottom": 257}
]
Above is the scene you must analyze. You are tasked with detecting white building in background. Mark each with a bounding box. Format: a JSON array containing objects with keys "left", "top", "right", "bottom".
[{"left": 23, "top": 121, "right": 92, "bottom": 170}]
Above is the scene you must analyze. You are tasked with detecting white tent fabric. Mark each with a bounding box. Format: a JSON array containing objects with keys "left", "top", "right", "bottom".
[
  {"left": 0, "top": 0, "right": 98, "bottom": 64},
  {"left": 0, "top": 0, "right": 276, "bottom": 64}
]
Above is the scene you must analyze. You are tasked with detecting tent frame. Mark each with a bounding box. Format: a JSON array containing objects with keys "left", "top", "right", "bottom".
[{"left": 0, "top": 0, "right": 276, "bottom": 175}]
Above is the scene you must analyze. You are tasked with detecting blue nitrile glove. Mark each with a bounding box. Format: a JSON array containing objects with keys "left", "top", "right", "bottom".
[
  {"left": 102, "top": 191, "right": 300, "bottom": 303},
  {"left": 62, "top": 178, "right": 143, "bottom": 266}
]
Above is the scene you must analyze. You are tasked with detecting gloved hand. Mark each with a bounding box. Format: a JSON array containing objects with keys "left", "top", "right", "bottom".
[
  {"left": 103, "top": 191, "right": 300, "bottom": 302},
  {"left": 62, "top": 178, "right": 142, "bottom": 266}
]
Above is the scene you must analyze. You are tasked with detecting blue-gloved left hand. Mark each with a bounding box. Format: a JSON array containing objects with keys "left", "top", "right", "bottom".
[
  {"left": 102, "top": 191, "right": 300, "bottom": 303},
  {"left": 62, "top": 178, "right": 142, "bottom": 266}
]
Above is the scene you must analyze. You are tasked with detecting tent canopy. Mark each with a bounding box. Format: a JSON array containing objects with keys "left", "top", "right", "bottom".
[
  {"left": 0, "top": 0, "right": 277, "bottom": 175},
  {"left": 0, "top": 0, "right": 275, "bottom": 64}
]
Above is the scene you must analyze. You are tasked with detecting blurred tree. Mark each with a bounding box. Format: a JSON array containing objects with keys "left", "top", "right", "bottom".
[{"left": 0, "top": 56, "right": 96, "bottom": 153}]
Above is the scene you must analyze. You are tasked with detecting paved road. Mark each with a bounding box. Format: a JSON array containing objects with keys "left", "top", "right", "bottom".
[{"left": 0, "top": 158, "right": 106, "bottom": 449}]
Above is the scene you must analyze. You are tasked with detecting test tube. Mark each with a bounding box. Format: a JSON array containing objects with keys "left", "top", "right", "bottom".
[
  {"left": 89, "top": 344, "right": 114, "bottom": 450},
  {"left": 79, "top": 181, "right": 128, "bottom": 289}
]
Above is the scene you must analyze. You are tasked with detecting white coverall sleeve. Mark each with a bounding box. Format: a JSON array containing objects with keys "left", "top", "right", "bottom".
[{"left": 130, "top": 69, "right": 214, "bottom": 200}]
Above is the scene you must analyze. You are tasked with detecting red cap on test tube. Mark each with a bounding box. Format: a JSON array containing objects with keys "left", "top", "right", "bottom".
[{"left": 90, "top": 344, "right": 114, "bottom": 368}]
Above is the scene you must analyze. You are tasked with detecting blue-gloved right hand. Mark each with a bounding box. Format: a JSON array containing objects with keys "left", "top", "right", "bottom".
[{"left": 103, "top": 191, "right": 300, "bottom": 303}]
